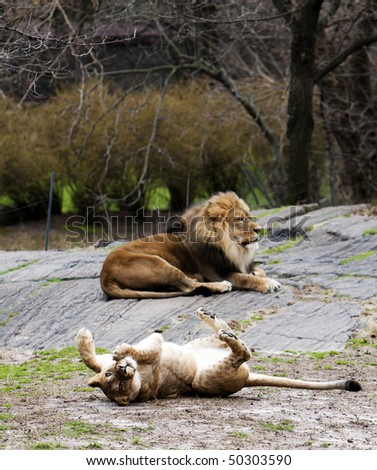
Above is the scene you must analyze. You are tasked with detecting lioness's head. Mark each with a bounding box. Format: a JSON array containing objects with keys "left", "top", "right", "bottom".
[
  {"left": 76, "top": 329, "right": 141, "bottom": 405},
  {"left": 181, "top": 192, "right": 261, "bottom": 272},
  {"left": 87, "top": 356, "right": 141, "bottom": 406}
]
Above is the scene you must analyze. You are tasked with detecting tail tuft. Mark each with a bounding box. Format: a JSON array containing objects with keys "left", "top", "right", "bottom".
[{"left": 345, "top": 380, "right": 362, "bottom": 392}]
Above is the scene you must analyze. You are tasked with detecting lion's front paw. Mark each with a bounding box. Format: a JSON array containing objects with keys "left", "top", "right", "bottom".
[
  {"left": 218, "top": 280, "right": 233, "bottom": 293},
  {"left": 251, "top": 267, "right": 267, "bottom": 277},
  {"left": 262, "top": 278, "right": 281, "bottom": 293}
]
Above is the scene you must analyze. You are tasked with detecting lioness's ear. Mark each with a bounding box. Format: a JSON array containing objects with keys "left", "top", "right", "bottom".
[{"left": 88, "top": 374, "right": 102, "bottom": 388}]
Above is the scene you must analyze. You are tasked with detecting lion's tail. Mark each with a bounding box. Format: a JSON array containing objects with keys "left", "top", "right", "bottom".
[{"left": 103, "top": 285, "right": 195, "bottom": 299}]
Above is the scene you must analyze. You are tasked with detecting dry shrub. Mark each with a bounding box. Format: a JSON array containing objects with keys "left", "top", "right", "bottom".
[
  {"left": 0, "top": 98, "right": 59, "bottom": 218},
  {"left": 1, "top": 77, "right": 326, "bottom": 216},
  {"left": 153, "top": 79, "right": 289, "bottom": 207}
]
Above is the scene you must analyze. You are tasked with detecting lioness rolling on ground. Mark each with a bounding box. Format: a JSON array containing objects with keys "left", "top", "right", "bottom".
[
  {"left": 100, "top": 191, "right": 281, "bottom": 299},
  {"left": 76, "top": 307, "right": 361, "bottom": 406}
]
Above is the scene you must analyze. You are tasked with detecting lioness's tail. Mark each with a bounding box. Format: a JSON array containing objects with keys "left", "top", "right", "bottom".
[{"left": 246, "top": 373, "right": 362, "bottom": 392}]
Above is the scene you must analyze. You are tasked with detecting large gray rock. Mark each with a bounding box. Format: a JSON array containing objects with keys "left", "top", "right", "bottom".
[{"left": 0, "top": 205, "right": 376, "bottom": 352}]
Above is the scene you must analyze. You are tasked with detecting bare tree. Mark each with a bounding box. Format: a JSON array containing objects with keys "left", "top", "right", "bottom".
[{"left": 1, "top": 0, "right": 377, "bottom": 212}]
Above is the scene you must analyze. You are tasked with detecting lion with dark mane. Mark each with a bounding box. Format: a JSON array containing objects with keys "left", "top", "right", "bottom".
[{"left": 100, "top": 192, "right": 281, "bottom": 299}]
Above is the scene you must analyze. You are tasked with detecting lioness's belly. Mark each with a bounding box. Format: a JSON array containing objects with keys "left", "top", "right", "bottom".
[{"left": 156, "top": 344, "right": 197, "bottom": 398}]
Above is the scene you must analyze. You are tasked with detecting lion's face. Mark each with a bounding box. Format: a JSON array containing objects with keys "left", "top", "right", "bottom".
[
  {"left": 226, "top": 207, "right": 261, "bottom": 247},
  {"left": 183, "top": 191, "right": 261, "bottom": 274},
  {"left": 88, "top": 357, "right": 141, "bottom": 405},
  {"left": 202, "top": 192, "right": 261, "bottom": 246}
]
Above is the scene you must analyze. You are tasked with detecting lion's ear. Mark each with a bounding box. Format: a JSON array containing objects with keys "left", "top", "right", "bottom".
[
  {"left": 207, "top": 203, "right": 227, "bottom": 220},
  {"left": 88, "top": 374, "right": 102, "bottom": 388}
]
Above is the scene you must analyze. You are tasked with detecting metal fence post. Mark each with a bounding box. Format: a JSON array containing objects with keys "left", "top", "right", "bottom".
[{"left": 44, "top": 171, "right": 55, "bottom": 251}]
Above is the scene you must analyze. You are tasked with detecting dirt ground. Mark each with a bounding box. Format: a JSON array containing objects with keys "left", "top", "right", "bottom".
[{"left": 1, "top": 343, "right": 376, "bottom": 450}]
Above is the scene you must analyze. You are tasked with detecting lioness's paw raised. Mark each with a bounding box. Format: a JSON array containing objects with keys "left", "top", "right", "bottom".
[
  {"left": 113, "top": 343, "right": 133, "bottom": 361},
  {"left": 196, "top": 307, "right": 218, "bottom": 320},
  {"left": 76, "top": 328, "right": 93, "bottom": 342},
  {"left": 218, "top": 329, "right": 238, "bottom": 341}
]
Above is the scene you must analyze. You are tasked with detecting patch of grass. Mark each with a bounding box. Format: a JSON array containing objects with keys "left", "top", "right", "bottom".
[
  {"left": 340, "top": 250, "right": 376, "bottom": 265},
  {"left": 363, "top": 229, "right": 377, "bottom": 236},
  {"left": 333, "top": 273, "right": 368, "bottom": 281},
  {"left": 0, "top": 412, "right": 14, "bottom": 421},
  {"left": 0, "top": 423, "right": 15, "bottom": 433},
  {"left": 73, "top": 386, "right": 95, "bottom": 393},
  {"left": 29, "top": 442, "right": 66, "bottom": 450},
  {"left": 155, "top": 325, "right": 171, "bottom": 332},
  {"left": 42, "top": 277, "right": 63, "bottom": 286},
  {"left": 0, "top": 346, "right": 88, "bottom": 393},
  {"left": 284, "top": 357, "right": 298, "bottom": 364},
  {"left": 307, "top": 351, "right": 339, "bottom": 360},
  {"left": 346, "top": 338, "right": 369, "bottom": 349},
  {"left": 132, "top": 423, "right": 155, "bottom": 433},
  {"left": 250, "top": 315, "right": 264, "bottom": 322},
  {"left": 84, "top": 442, "right": 105, "bottom": 450},
  {"left": 320, "top": 442, "right": 332, "bottom": 448},
  {"left": 255, "top": 206, "right": 289, "bottom": 219},
  {"left": 334, "top": 359, "right": 354, "bottom": 366},
  {"left": 232, "top": 431, "right": 248, "bottom": 439},
  {"left": 64, "top": 420, "right": 99, "bottom": 438},
  {"left": 335, "top": 273, "right": 354, "bottom": 279},
  {"left": 261, "top": 237, "right": 302, "bottom": 255},
  {"left": 268, "top": 259, "right": 281, "bottom": 265},
  {"left": 259, "top": 419, "right": 294, "bottom": 432},
  {"left": 231, "top": 315, "right": 264, "bottom": 333},
  {"left": 0, "top": 311, "right": 20, "bottom": 327},
  {"left": 0, "top": 259, "right": 39, "bottom": 276}
]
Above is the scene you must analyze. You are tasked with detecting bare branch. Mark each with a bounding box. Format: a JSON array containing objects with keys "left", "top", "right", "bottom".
[{"left": 314, "top": 33, "right": 377, "bottom": 83}]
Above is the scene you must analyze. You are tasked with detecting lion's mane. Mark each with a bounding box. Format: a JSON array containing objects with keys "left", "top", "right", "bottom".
[{"left": 176, "top": 192, "right": 258, "bottom": 275}]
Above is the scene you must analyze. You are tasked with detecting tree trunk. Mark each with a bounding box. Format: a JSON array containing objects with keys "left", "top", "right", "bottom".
[{"left": 286, "top": 1, "right": 324, "bottom": 204}]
